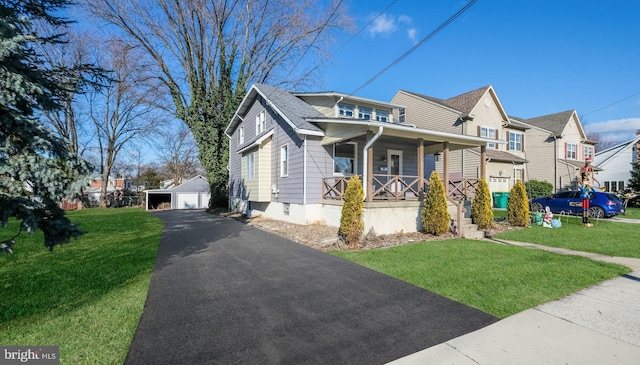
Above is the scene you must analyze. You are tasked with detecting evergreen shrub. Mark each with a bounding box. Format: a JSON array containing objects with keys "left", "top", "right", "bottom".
[
  {"left": 339, "top": 175, "right": 364, "bottom": 248},
  {"left": 471, "top": 178, "right": 493, "bottom": 230},
  {"left": 524, "top": 179, "right": 553, "bottom": 199},
  {"left": 508, "top": 180, "right": 530, "bottom": 226},
  {"left": 422, "top": 171, "right": 450, "bottom": 236}
]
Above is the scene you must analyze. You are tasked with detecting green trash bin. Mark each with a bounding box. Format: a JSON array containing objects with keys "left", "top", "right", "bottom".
[{"left": 493, "top": 192, "right": 509, "bottom": 209}]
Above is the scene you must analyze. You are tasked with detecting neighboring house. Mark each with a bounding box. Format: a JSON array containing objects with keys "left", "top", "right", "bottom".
[
  {"left": 84, "top": 176, "right": 132, "bottom": 205},
  {"left": 520, "top": 110, "right": 599, "bottom": 191},
  {"left": 145, "top": 175, "right": 210, "bottom": 210},
  {"left": 391, "top": 86, "right": 526, "bottom": 194},
  {"left": 225, "top": 83, "right": 497, "bottom": 235},
  {"left": 594, "top": 132, "right": 640, "bottom": 192}
]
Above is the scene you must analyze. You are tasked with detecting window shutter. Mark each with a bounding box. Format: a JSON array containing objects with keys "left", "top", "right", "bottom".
[
  {"left": 564, "top": 143, "right": 567, "bottom": 159},
  {"left": 477, "top": 125, "right": 481, "bottom": 137},
  {"left": 506, "top": 132, "right": 510, "bottom": 150},
  {"left": 521, "top": 134, "right": 525, "bottom": 152}
]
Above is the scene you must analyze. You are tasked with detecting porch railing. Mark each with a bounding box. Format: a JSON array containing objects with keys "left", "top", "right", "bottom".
[
  {"left": 322, "top": 175, "right": 480, "bottom": 201},
  {"left": 448, "top": 178, "right": 480, "bottom": 200}
]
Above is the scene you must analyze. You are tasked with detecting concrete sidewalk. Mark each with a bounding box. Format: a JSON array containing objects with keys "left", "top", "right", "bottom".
[{"left": 388, "top": 242, "right": 640, "bottom": 364}]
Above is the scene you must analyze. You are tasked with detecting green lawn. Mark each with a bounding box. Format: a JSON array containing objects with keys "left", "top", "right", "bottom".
[
  {"left": 332, "top": 239, "right": 629, "bottom": 318},
  {"left": 495, "top": 215, "right": 640, "bottom": 258},
  {"left": 0, "top": 208, "right": 163, "bottom": 365},
  {"left": 622, "top": 207, "right": 640, "bottom": 219}
]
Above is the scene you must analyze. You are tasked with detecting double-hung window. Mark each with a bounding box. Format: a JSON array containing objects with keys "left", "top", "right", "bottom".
[
  {"left": 334, "top": 142, "right": 357, "bottom": 175},
  {"left": 508, "top": 132, "right": 523, "bottom": 151},
  {"left": 480, "top": 126, "right": 497, "bottom": 149},
  {"left": 375, "top": 109, "right": 389, "bottom": 122},
  {"left": 584, "top": 146, "right": 594, "bottom": 160},
  {"left": 280, "top": 145, "right": 288, "bottom": 177},
  {"left": 338, "top": 103, "right": 354, "bottom": 117},
  {"left": 358, "top": 107, "right": 372, "bottom": 120},
  {"left": 566, "top": 143, "right": 577, "bottom": 159},
  {"left": 245, "top": 152, "right": 255, "bottom": 180},
  {"left": 255, "top": 110, "right": 266, "bottom": 135}
]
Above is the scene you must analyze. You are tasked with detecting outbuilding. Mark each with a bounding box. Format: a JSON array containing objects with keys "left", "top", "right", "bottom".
[{"left": 145, "top": 175, "right": 211, "bottom": 210}]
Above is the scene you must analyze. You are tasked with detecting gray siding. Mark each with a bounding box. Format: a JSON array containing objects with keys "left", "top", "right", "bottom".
[{"left": 271, "top": 113, "right": 306, "bottom": 204}]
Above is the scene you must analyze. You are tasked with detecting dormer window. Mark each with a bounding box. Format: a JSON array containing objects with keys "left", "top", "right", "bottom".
[
  {"left": 358, "top": 107, "right": 372, "bottom": 120},
  {"left": 375, "top": 109, "right": 389, "bottom": 123},
  {"left": 338, "top": 103, "right": 354, "bottom": 117}
]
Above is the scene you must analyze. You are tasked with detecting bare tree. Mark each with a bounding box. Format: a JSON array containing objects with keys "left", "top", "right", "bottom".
[
  {"left": 159, "top": 124, "right": 202, "bottom": 187},
  {"left": 84, "top": 0, "right": 351, "bottom": 205},
  {"left": 87, "top": 38, "right": 169, "bottom": 207},
  {"left": 585, "top": 132, "right": 621, "bottom": 152}
]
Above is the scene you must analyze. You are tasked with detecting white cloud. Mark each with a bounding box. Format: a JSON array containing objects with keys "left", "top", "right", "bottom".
[
  {"left": 584, "top": 118, "right": 640, "bottom": 133},
  {"left": 368, "top": 14, "right": 417, "bottom": 42},
  {"left": 584, "top": 118, "right": 640, "bottom": 142},
  {"left": 368, "top": 13, "right": 397, "bottom": 36},
  {"left": 407, "top": 28, "right": 417, "bottom": 43}
]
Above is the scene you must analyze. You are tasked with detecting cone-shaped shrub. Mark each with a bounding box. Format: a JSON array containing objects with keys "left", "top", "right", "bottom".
[
  {"left": 471, "top": 178, "right": 493, "bottom": 230},
  {"left": 422, "top": 171, "right": 450, "bottom": 236},
  {"left": 339, "top": 175, "right": 364, "bottom": 248},
  {"left": 508, "top": 180, "right": 530, "bottom": 226}
]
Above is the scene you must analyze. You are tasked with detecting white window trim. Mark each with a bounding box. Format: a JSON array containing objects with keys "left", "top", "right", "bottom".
[
  {"left": 333, "top": 142, "right": 358, "bottom": 176},
  {"left": 246, "top": 151, "right": 255, "bottom": 180},
  {"left": 481, "top": 126, "right": 497, "bottom": 149},
  {"left": 338, "top": 103, "right": 354, "bottom": 117},
  {"left": 238, "top": 126, "right": 244, "bottom": 145},
  {"left": 375, "top": 109, "right": 389, "bottom": 122},
  {"left": 255, "top": 110, "right": 266, "bottom": 135},
  {"left": 567, "top": 143, "right": 577, "bottom": 160},
  {"left": 509, "top": 132, "right": 523, "bottom": 151},
  {"left": 280, "top": 144, "right": 289, "bottom": 177}
]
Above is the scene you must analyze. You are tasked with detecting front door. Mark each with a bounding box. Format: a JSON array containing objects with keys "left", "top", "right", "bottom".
[{"left": 387, "top": 150, "right": 403, "bottom": 194}]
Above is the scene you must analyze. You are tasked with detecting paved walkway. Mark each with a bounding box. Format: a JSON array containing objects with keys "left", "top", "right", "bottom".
[
  {"left": 125, "top": 210, "right": 497, "bottom": 365},
  {"left": 388, "top": 239, "right": 640, "bottom": 364}
]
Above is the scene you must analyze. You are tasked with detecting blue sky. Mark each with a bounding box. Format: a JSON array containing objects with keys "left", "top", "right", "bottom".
[{"left": 321, "top": 0, "right": 640, "bottom": 143}]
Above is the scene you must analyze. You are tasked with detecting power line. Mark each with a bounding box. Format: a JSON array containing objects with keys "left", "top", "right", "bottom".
[
  {"left": 582, "top": 90, "right": 640, "bottom": 117},
  {"left": 333, "top": 0, "right": 399, "bottom": 54},
  {"left": 349, "top": 0, "right": 478, "bottom": 96}
]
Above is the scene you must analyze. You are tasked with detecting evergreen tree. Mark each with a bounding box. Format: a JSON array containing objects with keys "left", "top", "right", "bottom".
[
  {"left": 339, "top": 175, "right": 364, "bottom": 248},
  {"left": 471, "top": 178, "right": 493, "bottom": 230},
  {"left": 422, "top": 171, "right": 450, "bottom": 236},
  {"left": 629, "top": 162, "right": 640, "bottom": 191},
  {"left": 1, "top": 0, "right": 92, "bottom": 252},
  {"left": 507, "top": 180, "right": 530, "bottom": 227}
]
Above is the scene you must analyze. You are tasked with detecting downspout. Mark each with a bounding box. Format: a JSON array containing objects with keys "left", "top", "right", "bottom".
[
  {"left": 553, "top": 134, "right": 558, "bottom": 192},
  {"left": 362, "top": 126, "right": 384, "bottom": 199},
  {"left": 303, "top": 134, "right": 307, "bottom": 205}
]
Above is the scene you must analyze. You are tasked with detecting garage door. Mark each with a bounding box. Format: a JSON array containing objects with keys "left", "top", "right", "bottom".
[{"left": 177, "top": 193, "right": 199, "bottom": 209}]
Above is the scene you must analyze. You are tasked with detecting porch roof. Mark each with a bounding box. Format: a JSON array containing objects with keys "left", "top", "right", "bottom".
[{"left": 307, "top": 118, "right": 503, "bottom": 153}]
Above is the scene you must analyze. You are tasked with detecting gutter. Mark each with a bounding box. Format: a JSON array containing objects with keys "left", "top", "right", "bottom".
[{"left": 362, "top": 126, "right": 384, "bottom": 199}]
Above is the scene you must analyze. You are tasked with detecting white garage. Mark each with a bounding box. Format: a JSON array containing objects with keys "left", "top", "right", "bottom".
[{"left": 145, "top": 175, "right": 210, "bottom": 210}]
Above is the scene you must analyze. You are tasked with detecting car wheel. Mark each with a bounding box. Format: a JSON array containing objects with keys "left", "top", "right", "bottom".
[
  {"left": 531, "top": 202, "right": 544, "bottom": 212},
  {"left": 589, "top": 206, "right": 605, "bottom": 219}
]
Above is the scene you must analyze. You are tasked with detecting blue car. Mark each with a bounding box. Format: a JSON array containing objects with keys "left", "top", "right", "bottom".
[{"left": 530, "top": 190, "right": 625, "bottom": 218}]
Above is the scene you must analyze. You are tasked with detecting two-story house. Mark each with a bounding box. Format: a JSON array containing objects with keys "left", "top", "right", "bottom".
[
  {"left": 391, "top": 86, "right": 527, "bottom": 195},
  {"left": 520, "top": 110, "right": 598, "bottom": 190},
  {"left": 226, "top": 84, "right": 496, "bottom": 235}
]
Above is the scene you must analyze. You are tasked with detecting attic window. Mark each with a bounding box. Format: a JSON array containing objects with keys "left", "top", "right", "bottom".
[
  {"left": 358, "top": 107, "right": 372, "bottom": 120},
  {"left": 338, "top": 103, "right": 354, "bottom": 117},
  {"left": 375, "top": 109, "right": 389, "bottom": 123}
]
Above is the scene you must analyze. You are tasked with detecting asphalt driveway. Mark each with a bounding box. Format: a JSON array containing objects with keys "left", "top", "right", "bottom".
[{"left": 125, "top": 210, "right": 498, "bottom": 365}]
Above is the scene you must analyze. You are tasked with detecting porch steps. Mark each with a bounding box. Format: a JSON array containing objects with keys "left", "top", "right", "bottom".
[{"left": 458, "top": 217, "right": 485, "bottom": 240}]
